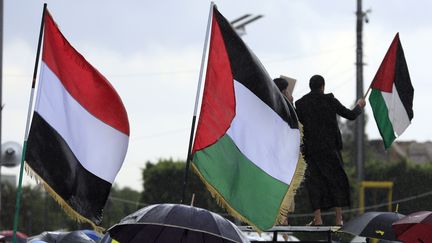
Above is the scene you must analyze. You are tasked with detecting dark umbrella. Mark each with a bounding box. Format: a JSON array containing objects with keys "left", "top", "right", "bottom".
[
  {"left": 392, "top": 211, "right": 432, "bottom": 243},
  {"left": 27, "top": 231, "right": 63, "bottom": 242},
  {"left": 108, "top": 203, "right": 250, "bottom": 243},
  {"left": 56, "top": 231, "right": 96, "bottom": 243},
  {"left": 0, "top": 230, "right": 27, "bottom": 243},
  {"left": 27, "top": 231, "right": 96, "bottom": 243},
  {"left": 339, "top": 212, "right": 405, "bottom": 241},
  {"left": 80, "top": 230, "right": 102, "bottom": 241},
  {"left": 100, "top": 233, "right": 115, "bottom": 243}
]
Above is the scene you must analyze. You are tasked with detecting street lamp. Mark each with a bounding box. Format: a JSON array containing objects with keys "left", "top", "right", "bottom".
[
  {"left": 230, "top": 14, "right": 263, "bottom": 36},
  {"left": 0, "top": 141, "right": 22, "bottom": 227}
]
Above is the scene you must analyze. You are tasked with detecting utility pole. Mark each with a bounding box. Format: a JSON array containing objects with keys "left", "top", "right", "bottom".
[{"left": 355, "top": 0, "right": 369, "bottom": 182}]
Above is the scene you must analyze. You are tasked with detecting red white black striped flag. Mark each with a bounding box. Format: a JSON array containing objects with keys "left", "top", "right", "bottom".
[{"left": 25, "top": 10, "right": 129, "bottom": 227}]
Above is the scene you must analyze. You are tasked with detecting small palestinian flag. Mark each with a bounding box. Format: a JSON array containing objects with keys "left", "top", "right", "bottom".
[
  {"left": 191, "top": 6, "right": 305, "bottom": 231},
  {"left": 369, "top": 33, "right": 414, "bottom": 149},
  {"left": 25, "top": 9, "right": 129, "bottom": 227}
]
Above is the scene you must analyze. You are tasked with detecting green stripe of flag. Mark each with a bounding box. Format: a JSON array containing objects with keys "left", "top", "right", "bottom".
[
  {"left": 192, "top": 134, "right": 288, "bottom": 230},
  {"left": 369, "top": 89, "right": 397, "bottom": 149}
]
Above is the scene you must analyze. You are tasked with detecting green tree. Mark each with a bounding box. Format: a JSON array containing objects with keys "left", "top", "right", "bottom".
[
  {"left": 101, "top": 185, "right": 143, "bottom": 228},
  {"left": 364, "top": 159, "right": 432, "bottom": 214},
  {"left": 1, "top": 183, "right": 77, "bottom": 234},
  {"left": 141, "top": 159, "right": 223, "bottom": 213},
  {"left": 0, "top": 182, "right": 141, "bottom": 235}
]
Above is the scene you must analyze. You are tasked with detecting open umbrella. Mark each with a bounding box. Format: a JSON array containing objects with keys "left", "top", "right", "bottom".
[
  {"left": 392, "top": 211, "right": 432, "bottom": 243},
  {"left": 56, "top": 231, "right": 96, "bottom": 243},
  {"left": 28, "top": 231, "right": 96, "bottom": 243},
  {"left": 108, "top": 203, "right": 250, "bottom": 243},
  {"left": 100, "top": 233, "right": 119, "bottom": 243},
  {"left": 80, "top": 230, "right": 102, "bottom": 241},
  {"left": 0, "top": 230, "right": 28, "bottom": 243},
  {"left": 339, "top": 212, "right": 404, "bottom": 241},
  {"left": 27, "top": 231, "right": 63, "bottom": 242}
]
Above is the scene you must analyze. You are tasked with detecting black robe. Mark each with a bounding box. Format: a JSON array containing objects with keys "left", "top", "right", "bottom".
[{"left": 295, "top": 91, "right": 361, "bottom": 210}]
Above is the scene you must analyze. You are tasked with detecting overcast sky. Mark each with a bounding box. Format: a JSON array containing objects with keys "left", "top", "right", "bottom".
[{"left": 3, "top": 0, "right": 432, "bottom": 191}]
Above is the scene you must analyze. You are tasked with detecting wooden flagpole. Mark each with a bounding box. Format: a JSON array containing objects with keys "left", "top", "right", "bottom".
[
  {"left": 181, "top": 2, "right": 214, "bottom": 204},
  {"left": 12, "top": 4, "right": 47, "bottom": 243}
]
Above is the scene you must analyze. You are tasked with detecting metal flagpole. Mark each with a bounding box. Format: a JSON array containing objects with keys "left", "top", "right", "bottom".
[
  {"left": 12, "top": 4, "right": 47, "bottom": 243},
  {"left": 181, "top": 2, "right": 214, "bottom": 204},
  {"left": 363, "top": 85, "right": 372, "bottom": 99},
  {"left": 0, "top": 0, "right": 4, "bottom": 228}
]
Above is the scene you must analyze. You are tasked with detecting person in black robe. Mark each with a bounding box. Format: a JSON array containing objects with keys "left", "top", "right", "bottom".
[{"left": 295, "top": 74, "right": 365, "bottom": 226}]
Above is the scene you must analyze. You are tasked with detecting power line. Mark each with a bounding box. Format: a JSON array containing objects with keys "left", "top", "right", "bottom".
[
  {"left": 3, "top": 69, "right": 198, "bottom": 79},
  {"left": 263, "top": 45, "right": 355, "bottom": 64},
  {"left": 107, "top": 69, "right": 197, "bottom": 77},
  {"left": 4, "top": 45, "right": 355, "bottom": 79},
  {"left": 130, "top": 127, "right": 188, "bottom": 141},
  {"left": 106, "top": 189, "right": 432, "bottom": 219},
  {"left": 108, "top": 195, "right": 146, "bottom": 207}
]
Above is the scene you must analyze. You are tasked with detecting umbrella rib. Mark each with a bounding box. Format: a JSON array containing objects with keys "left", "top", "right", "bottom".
[
  {"left": 154, "top": 225, "right": 167, "bottom": 242},
  {"left": 161, "top": 204, "right": 177, "bottom": 222},
  {"left": 122, "top": 222, "right": 241, "bottom": 242},
  {"left": 109, "top": 204, "right": 246, "bottom": 243},
  {"left": 181, "top": 229, "right": 188, "bottom": 243},
  {"left": 118, "top": 222, "right": 241, "bottom": 243},
  {"left": 210, "top": 213, "right": 243, "bottom": 243},
  {"left": 126, "top": 226, "right": 147, "bottom": 243},
  {"left": 210, "top": 211, "right": 223, "bottom": 236}
]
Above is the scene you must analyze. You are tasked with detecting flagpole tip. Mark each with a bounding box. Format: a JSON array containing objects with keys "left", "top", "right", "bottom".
[{"left": 211, "top": 2, "right": 217, "bottom": 9}]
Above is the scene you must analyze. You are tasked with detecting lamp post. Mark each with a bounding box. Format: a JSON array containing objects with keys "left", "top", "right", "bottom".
[{"left": 230, "top": 14, "right": 263, "bottom": 36}]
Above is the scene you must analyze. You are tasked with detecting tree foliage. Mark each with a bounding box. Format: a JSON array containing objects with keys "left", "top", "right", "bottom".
[
  {"left": 291, "top": 153, "right": 432, "bottom": 226},
  {"left": 141, "top": 158, "right": 223, "bottom": 214},
  {"left": 2, "top": 145, "right": 431, "bottom": 236},
  {"left": 363, "top": 159, "right": 432, "bottom": 214},
  {"left": 0, "top": 182, "right": 141, "bottom": 235},
  {"left": 102, "top": 185, "right": 142, "bottom": 229}
]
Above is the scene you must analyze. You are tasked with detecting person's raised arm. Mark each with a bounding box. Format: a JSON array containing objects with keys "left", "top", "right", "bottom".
[{"left": 334, "top": 97, "right": 366, "bottom": 120}]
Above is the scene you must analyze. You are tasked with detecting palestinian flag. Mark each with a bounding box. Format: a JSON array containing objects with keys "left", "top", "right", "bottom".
[
  {"left": 191, "top": 6, "right": 305, "bottom": 231},
  {"left": 25, "top": 10, "right": 129, "bottom": 227},
  {"left": 369, "top": 33, "right": 414, "bottom": 149}
]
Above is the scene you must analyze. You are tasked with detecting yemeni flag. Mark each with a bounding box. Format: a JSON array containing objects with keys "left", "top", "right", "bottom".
[
  {"left": 369, "top": 33, "right": 414, "bottom": 149},
  {"left": 191, "top": 6, "right": 305, "bottom": 231},
  {"left": 25, "top": 10, "right": 129, "bottom": 227}
]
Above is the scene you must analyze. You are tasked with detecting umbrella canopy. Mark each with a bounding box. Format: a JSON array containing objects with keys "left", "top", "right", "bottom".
[
  {"left": 392, "top": 211, "right": 432, "bottom": 243},
  {"left": 80, "top": 230, "right": 102, "bottom": 241},
  {"left": 0, "top": 230, "right": 27, "bottom": 243},
  {"left": 340, "top": 212, "right": 405, "bottom": 241},
  {"left": 28, "top": 231, "right": 96, "bottom": 243},
  {"left": 0, "top": 231, "right": 27, "bottom": 239},
  {"left": 27, "top": 231, "right": 62, "bottom": 242},
  {"left": 56, "top": 231, "right": 96, "bottom": 243},
  {"left": 108, "top": 203, "right": 250, "bottom": 243}
]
